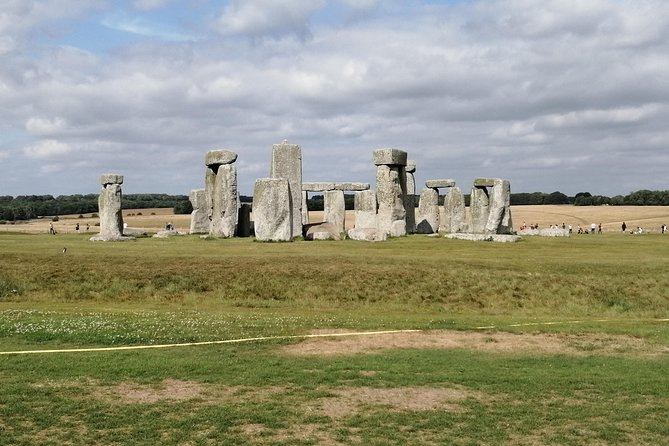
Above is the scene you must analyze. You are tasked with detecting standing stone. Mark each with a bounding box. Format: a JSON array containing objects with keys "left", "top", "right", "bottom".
[
  {"left": 485, "top": 179, "right": 513, "bottom": 234},
  {"left": 189, "top": 189, "right": 208, "bottom": 234},
  {"left": 301, "top": 191, "right": 310, "bottom": 226},
  {"left": 323, "top": 190, "right": 346, "bottom": 235},
  {"left": 205, "top": 150, "right": 238, "bottom": 238},
  {"left": 353, "top": 190, "right": 377, "bottom": 229},
  {"left": 405, "top": 160, "right": 417, "bottom": 234},
  {"left": 441, "top": 186, "right": 467, "bottom": 233},
  {"left": 237, "top": 203, "right": 252, "bottom": 237},
  {"left": 374, "top": 149, "right": 408, "bottom": 237},
  {"left": 416, "top": 188, "right": 439, "bottom": 234},
  {"left": 270, "top": 140, "right": 302, "bottom": 238},
  {"left": 253, "top": 178, "right": 292, "bottom": 241},
  {"left": 470, "top": 185, "right": 490, "bottom": 234},
  {"left": 91, "top": 174, "right": 128, "bottom": 241}
]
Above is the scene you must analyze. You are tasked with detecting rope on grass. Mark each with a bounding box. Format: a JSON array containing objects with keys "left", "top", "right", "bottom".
[
  {"left": 0, "top": 329, "right": 422, "bottom": 356},
  {"left": 473, "top": 318, "right": 669, "bottom": 330},
  {"left": 2, "top": 318, "right": 668, "bottom": 356}
]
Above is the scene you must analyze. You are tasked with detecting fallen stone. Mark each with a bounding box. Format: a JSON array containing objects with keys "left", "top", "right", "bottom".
[
  {"left": 305, "top": 222, "right": 343, "bottom": 241},
  {"left": 347, "top": 227, "right": 387, "bottom": 242},
  {"left": 444, "top": 233, "right": 521, "bottom": 243}
]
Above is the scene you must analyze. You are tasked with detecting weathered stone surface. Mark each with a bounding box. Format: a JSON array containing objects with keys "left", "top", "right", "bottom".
[
  {"left": 189, "top": 189, "right": 208, "bottom": 234},
  {"left": 253, "top": 178, "right": 292, "bottom": 241},
  {"left": 485, "top": 179, "right": 513, "bottom": 234},
  {"left": 441, "top": 186, "right": 466, "bottom": 233},
  {"left": 425, "top": 179, "right": 456, "bottom": 189},
  {"left": 416, "top": 187, "right": 439, "bottom": 234},
  {"left": 205, "top": 150, "right": 237, "bottom": 167},
  {"left": 375, "top": 164, "right": 407, "bottom": 237},
  {"left": 305, "top": 222, "right": 343, "bottom": 241},
  {"left": 209, "top": 163, "right": 238, "bottom": 238},
  {"left": 405, "top": 172, "right": 416, "bottom": 234},
  {"left": 390, "top": 220, "right": 407, "bottom": 237},
  {"left": 347, "top": 227, "right": 387, "bottom": 242},
  {"left": 270, "top": 141, "right": 302, "bottom": 238},
  {"left": 373, "top": 148, "right": 407, "bottom": 166},
  {"left": 444, "top": 233, "right": 521, "bottom": 243},
  {"left": 323, "top": 190, "right": 346, "bottom": 235},
  {"left": 301, "top": 191, "right": 310, "bottom": 226},
  {"left": 333, "top": 182, "right": 370, "bottom": 191},
  {"left": 405, "top": 160, "right": 416, "bottom": 173},
  {"left": 302, "top": 182, "right": 335, "bottom": 191},
  {"left": 91, "top": 174, "right": 132, "bottom": 241},
  {"left": 237, "top": 203, "right": 252, "bottom": 237},
  {"left": 518, "top": 227, "right": 569, "bottom": 237},
  {"left": 473, "top": 178, "right": 496, "bottom": 187},
  {"left": 302, "top": 182, "right": 370, "bottom": 191},
  {"left": 100, "top": 174, "right": 123, "bottom": 185},
  {"left": 469, "top": 186, "right": 490, "bottom": 233},
  {"left": 353, "top": 190, "right": 377, "bottom": 229}
]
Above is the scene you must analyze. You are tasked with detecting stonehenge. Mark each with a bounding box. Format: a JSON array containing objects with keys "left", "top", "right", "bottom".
[
  {"left": 90, "top": 174, "right": 132, "bottom": 241},
  {"left": 93, "top": 142, "right": 516, "bottom": 243}
]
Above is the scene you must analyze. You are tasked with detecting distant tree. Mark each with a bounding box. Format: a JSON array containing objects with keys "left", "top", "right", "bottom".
[
  {"left": 544, "top": 191, "right": 569, "bottom": 205},
  {"left": 173, "top": 201, "right": 193, "bottom": 215}
]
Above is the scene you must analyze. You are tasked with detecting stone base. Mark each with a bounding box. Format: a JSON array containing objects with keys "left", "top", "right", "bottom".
[
  {"left": 347, "top": 228, "right": 388, "bottom": 242},
  {"left": 517, "top": 228, "right": 570, "bottom": 237},
  {"left": 305, "top": 222, "right": 344, "bottom": 241},
  {"left": 444, "top": 233, "right": 521, "bottom": 243},
  {"left": 89, "top": 235, "right": 135, "bottom": 242}
]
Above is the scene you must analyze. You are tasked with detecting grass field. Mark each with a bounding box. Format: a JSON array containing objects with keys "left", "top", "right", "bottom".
[{"left": 1, "top": 216, "right": 668, "bottom": 445}]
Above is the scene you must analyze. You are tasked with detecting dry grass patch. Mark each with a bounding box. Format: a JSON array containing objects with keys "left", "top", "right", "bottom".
[
  {"left": 282, "top": 329, "right": 664, "bottom": 358},
  {"left": 96, "top": 379, "right": 205, "bottom": 404},
  {"left": 309, "top": 386, "right": 480, "bottom": 420}
]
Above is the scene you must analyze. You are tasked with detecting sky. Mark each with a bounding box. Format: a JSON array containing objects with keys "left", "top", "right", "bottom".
[{"left": 1, "top": 0, "right": 668, "bottom": 197}]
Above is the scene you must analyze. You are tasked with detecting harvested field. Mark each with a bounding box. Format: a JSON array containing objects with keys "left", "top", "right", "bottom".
[{"left": 3, "top": 205, "right": 668, "bottom": 234}]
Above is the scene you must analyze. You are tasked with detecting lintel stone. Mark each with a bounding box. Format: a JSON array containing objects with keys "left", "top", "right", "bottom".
[
  {"left": 205, "top": 150, "right": 238, "bottom": 167},
  {"left": 406, "top": 160, "right": 416, "bottom": 173},
  {"left": 425, "top": 179, "right": 456, "bottom": 188},
  {"left": 373, "top": 148, "right": 407, "bottom": 166},
  {"left": 473, "top": 178, "right": 497, "bottom": 187},
  {"left": 100, "top": 174, "right": 123, "bottom": 185},
  {"left": 334, "top": 182, "right": 370, "bottom": 191},
  {"left": 302, "top": 182, "right": 335, "bottom": 192}
]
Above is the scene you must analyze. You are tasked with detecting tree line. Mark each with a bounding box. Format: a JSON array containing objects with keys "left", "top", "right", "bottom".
[{"left": 1, "top": 190, "right": 667, "bottom": 221}]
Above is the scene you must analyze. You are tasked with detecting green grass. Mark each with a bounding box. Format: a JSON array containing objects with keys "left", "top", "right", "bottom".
[{"left": 0, "top": 233, "right": 667, "bottom": 445}]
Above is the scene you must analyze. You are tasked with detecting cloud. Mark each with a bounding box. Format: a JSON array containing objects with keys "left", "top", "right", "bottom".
[
  {"left": 216, "top": 0, "right": 326, "bottom": 38},
  {"left": 24, "top": 139, "right": 73, "bottom": 159},
  {"left": 2, "top": 0, "right": 669, "bottom": 196},
  {"left": 132, "top": 0, "right": 173, "bottom": 11},
  {"left": 101, "top": 11, "right": 200, "bottom": 41}
]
